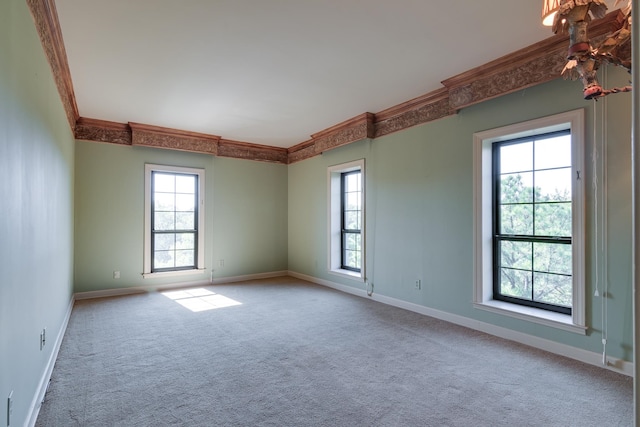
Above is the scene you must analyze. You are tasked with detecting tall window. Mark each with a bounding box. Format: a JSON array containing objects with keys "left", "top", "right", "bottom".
[
  {"left": 328, "top": 159, "right": 365, "bottom": 280},
  {"left": 493, "top": 131, "right": 572, "bottom": 314},
  {"left": 341, "top": 170, "right": 362, "bottom": 271},
  {"left": 473, "top": 109, "right": 585, "bottom": 333},
  {"left": 144, "top": 164, "right": 205, "bottom": 276}
]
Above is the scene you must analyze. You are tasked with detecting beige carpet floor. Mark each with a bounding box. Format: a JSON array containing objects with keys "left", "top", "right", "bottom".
[{"left": 36, "top": 276, "right": 632, "bottom": 426}]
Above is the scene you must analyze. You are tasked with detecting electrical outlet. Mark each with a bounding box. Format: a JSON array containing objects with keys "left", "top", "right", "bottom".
[
  {"left": 415, "top": 279, "right": 421, "bottom": 290},
  {"left": 42, "top": 327, "right": 46, "bottom": 347},
  {"left": 7, "top": 390, "right": 13, "bottom": 427},
  {"left": 40, "top": 331, "right": 44, "bottom": 350},
  {"left": 219, "top": 259, "right": 225, "bottom": 268},
  {"left": 113, "top": 270, "right": 120, "bottom": 279}
]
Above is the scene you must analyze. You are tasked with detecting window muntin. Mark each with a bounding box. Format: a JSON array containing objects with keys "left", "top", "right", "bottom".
[
  {"left": 493, "top": 131, "right": 572, "bottom": 314},
  {"left": 341, "top": 170, "right": 362, "bottom": 271},
  {"left": 151, "top": 171, "right": 198, "bottom": 272}
]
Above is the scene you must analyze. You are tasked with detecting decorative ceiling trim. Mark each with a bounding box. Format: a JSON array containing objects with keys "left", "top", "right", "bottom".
[
  {"left": 288, "top": 113, "right": 375, "bottom": 163},
  {"left": 445, "top": 51, "right": 568, "bottom": 111},
  {"left": 32, "top": 3, "right": 627, "bottom": 165},
  {"left": 74, "top": 118, "right": 288, "bottom": 163},
  {"left": 312, "top": 113, "right": 375, "bottom": 153},
  {"left": 75, "top": 117, "right": 131, "bottom": 145},
  {"left": 374, "top": 89, "right": 453, "bottom": 139},
  {"left": 27, "top": 0, "right": 79, "bottom": 130},
  {"left": 218, "top": 139, "right": 289, "bottom": 164},
  {"left": 130, "top": 122, "right": 219, "bottom": 155},
  {"left": 287, "top": 140, "right": 316, "bottom": 164}
]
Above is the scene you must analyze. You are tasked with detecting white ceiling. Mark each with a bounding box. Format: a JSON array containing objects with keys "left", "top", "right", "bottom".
[{"left": 53, "top": 0, "right": 618, "bottom": 149}]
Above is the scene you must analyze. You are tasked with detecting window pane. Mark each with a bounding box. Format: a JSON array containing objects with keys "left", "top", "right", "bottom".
[
  {"left": 533, "top": 272, "right": 572, "bottom": 307},
  {"left": 535, "top": 168, "right": 571, "bottom": 202},
  {"left": 154, "top": 212, "right": 175, "bottom": 231},
  {"left": 354, "top": 250, "right": 361, "bottom": 269},
  {"left": 154, "top": 250, "right": 174, "bottom": 269},
  {"left": 500, "top": 204, "right": 533, "bottom": 235},
  {"left": 175, "top": 233, "right": 195, "bottom": 250},
  {"left": 343, "top": 232, "right": 361, "bottom": 269},
  {"left": 176, "top": 194, "right": 195, "bottom": 211},
  {"left": 176, "top": 212, "right": 195, "bottom": 230},
  {"left": 344, "top": 232, "right": 360, "bottom": 250},
  {"left": 346, "top": 193, "right": 360, "bottom": 211},
  {"left": 344, "top": 211, "right": 360, "bottom": 230},
  {"left": 500, "top": 142, "right": 532, "bottom": 174},
  {"left": 534, "top": 202, "right": 571, "bottom": 236},
  {"left": 500, "top": 268, "right": 532, "bottom": 300},
  {"left": 345, "top": 173, "right": 360, "bottom": 192},
  {"left": 535, "top": 135, "right": 571, "bottom": 170},
  {"left": 175, "top": 175, "right": 195, "bottom": 194},
  {"left": 175, "top": 250, "right": 194, "bottom": 267},
  {"left": 154, "top": 173, "right": 175, "bottom": 192},
  {"left": 500, "top": 240, "right": 532, "bottom": 270},
  {"left": 344, "top": 250, "right": 359, "bottom": 269},
  {"left": 501, "top": 173, "right": 533, "bottom": 204},
  {"left": 155, "top": 193, "right": 175, "bottom": 211},
  {"left": 533, "top": 243, "right": 572, "bottom": 275},
  {"left": 154, "top": 233, "right": 174, "bottom": 251}
]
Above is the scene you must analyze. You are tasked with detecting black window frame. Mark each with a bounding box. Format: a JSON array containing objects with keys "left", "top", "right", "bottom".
[
  {"left": 492, "top": 130, "right": 572, "bottom": 315},
  {"left": 150, "top": 171, "right": 199, "bottom": 273},
  {"left": 341, "top": 170, "right": 361, "bottom": 272}
]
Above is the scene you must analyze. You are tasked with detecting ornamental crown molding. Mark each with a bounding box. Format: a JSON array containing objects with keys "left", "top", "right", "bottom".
[
  {"left": 129, "top": 122, "right": 220, "bottom": 155},
  {"left": 75, "top": 118, "right": 131, "bottom": 145},
  {"left": 27, "top": 0, "right": 79, "bottom": 130}
]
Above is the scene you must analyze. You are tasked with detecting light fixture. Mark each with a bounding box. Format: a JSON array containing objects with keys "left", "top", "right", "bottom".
[
  {"left": 542, "top": 0, "right": 561, "bottom": 26},
  {"left": 544, "top": 0, "right": 632, "bottom": 99}
]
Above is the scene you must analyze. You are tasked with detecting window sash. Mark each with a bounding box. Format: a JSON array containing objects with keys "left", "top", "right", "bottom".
[
  {"left": 492, "top": 130, "right": 572, "bottom": 314},
  {"left": 341, "top": 170, "right": 361, "bottom": 272},
  {"left": 150, "top": 171, "right": 199, "bottom": 273}
]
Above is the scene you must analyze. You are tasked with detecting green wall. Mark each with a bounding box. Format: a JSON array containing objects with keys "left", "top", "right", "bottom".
[
  {"left": 288, "top": 70, "right": 633, "bottom": 361},
  {"left": 0, "top": 1, "right": 75, "bottom": 425},
  {"left": 74, "top": 142, "right": 289, "bottom": 293}
]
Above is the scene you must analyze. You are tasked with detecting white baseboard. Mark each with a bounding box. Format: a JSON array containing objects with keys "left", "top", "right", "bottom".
[
  {"left": 75, "top": 270, "right": 290, "bottom": 300},
  {"left": 288, "top": 271, "right": 633, "bottom": 377},
  {"left": 27, "top": 295, "right": 75, "bottom": 427},
  {"left": 211, "top": 270, "right": 289, "bottom": 285},
  {"left": 74, "top": 279, "right": 213, "bottom": 300}
]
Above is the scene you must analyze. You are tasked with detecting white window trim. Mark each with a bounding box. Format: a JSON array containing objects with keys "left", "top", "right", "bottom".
[
  {"left": 328, "top": 159, "right": 366, "bottom": 282},
  {"left": 143, "top": 164, "right": 206, "bottom": 278},
  {"left": 472, "top": 109, "right": 586, "bottom": 334}
]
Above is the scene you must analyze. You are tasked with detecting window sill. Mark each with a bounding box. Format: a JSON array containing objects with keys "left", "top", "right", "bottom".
[
  {"left": 142, "top": 269, "right": 206, "bottom": 279},
  {"left": 329, "top": 269, "right": 364, "bottom": 282},
  {"left": 474, "top": 300, "right": 587, "bottom": 335}
]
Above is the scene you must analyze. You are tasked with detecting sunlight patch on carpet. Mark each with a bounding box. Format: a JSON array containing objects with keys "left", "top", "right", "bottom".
[{"left": 162, "top": 288, "right": 242, "bottom": 312}]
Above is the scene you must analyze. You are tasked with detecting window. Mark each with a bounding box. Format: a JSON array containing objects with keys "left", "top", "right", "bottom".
[
  {"left": 473, "top": 110, "right": 585, "bottom": 333},
  {"left": 493, "top": 131, "right": 572, "bottom": 315},
  {"left": 328, "top": 159, "right": 365, "bottom": 280},
  {"left": 144, "top": 164, "right": 205, "bottom": 277},
  {"left": 341, "top": 170, "right": 362, "bottom": 271}
]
